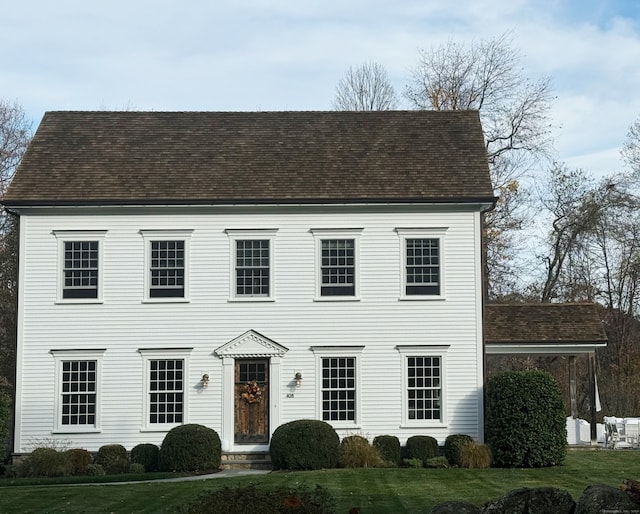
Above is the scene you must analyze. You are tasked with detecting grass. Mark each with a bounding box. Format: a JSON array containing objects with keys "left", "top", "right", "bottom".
[{"left": 0, "top": 450, "right": 638, "bottom": 513}]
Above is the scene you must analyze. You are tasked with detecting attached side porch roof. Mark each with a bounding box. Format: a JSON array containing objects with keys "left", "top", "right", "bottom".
[{"left": 484, "top": 303, "right": 608, "bottom": 355}]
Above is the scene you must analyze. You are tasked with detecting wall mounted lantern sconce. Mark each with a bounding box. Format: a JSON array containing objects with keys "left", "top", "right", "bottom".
[
  {"left": 294, "top": 371, "right": 303, "bottom": 388},
  {"left": 201, "top": 374, "right": 209, "bottom": 388}
]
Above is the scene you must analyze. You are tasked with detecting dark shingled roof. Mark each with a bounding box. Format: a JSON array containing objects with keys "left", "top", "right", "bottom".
[
  {"left": 484, "top": 303, "right": 608, "bottom": 345},
  {"left": 4, "top": 110, "right": 495, "bottom": 206}
]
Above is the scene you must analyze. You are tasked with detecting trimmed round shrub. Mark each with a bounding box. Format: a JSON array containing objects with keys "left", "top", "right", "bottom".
[
  {"left": 160, "top": 424, "right": 221, "bottom": 472},
  {"left": 485, "top": 370, "right": 567, "bottom": 468},
  {"left": 269, "top": 419, "right": 340, "bottom": 470},
  {"left": 65, "top": 448, "right": 93, "bottom": 475},
  {"left": 444, "top": 434, "right": 474, "bottom": 467},
  {"left": 131, "top": 443, "right": 160, "bottom": 472},
  {"left": 339, "top": 435, "right": 383, "bottom": 468},
  {"left": 95, "top": 444, "right": 129, "bottom": 474},
  {"left": 373, "top": 435, "right": 401, "bottom": 466},
  {"left": 405, "top": 435, "right": 438, "bottom": 466}
]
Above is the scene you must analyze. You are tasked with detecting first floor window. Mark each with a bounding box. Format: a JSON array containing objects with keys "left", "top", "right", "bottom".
[
  {"left": 52, "top": 349, "right": 104, "bottom": 431},
  {"left": 397, "top": 345, "right": 448, "bottom": 425},
  {"left": 407, "top": 356, "right": 441, "bottom": 420},
  {"left": 139, "top": 348, "right": 192, "bottom": 429},
  {"left": 149, "top": 359, "right": 184, "bottom": 424},
  {"left": 321, "top": 356, "right": 356, "bottom": 421},
  {"left": 61, "top": 360, "right": 97, "bottom": 425}
]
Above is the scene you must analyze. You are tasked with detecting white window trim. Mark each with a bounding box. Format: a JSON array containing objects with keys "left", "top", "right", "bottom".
[
  {"left": 396, "top": 345, "right": 449, "bottom": 428},
  {"left": 53, "top": 230, "right": 107, "bottom": 304},
  {"left": 51, "top": 349, "right": 105, "bottom": 433},
  {"left": 138, "top": 348, "right": 193, "bottom": 432},
  {"left": 311, "top": 346, "right": 364, "bottom": 429},
  {"left": 140, "top": 229, "right": 193, "bottom": 303},
  {"left": 395, "top": 227, "right": 448, "bottom": 301},
  {"left": 225, "top": 229, "right": 278, "bottom": 302},
  {"left": 310, "top": 228, "right": 363, "bottom": 301}
]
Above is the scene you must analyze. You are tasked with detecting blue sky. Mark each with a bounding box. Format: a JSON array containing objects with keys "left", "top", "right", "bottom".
[{"left": 2, "top": 0, "right": 640, "bottom": 179}]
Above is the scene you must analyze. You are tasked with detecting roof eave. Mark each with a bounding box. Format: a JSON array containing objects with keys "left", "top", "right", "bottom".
[{"left": 2, "top": 196, "right": 499, "bottom": 209}]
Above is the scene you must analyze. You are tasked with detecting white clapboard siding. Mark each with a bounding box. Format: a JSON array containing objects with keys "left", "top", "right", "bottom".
[{"left": 15, "top": 206, "right": 485, "bottom": 451}]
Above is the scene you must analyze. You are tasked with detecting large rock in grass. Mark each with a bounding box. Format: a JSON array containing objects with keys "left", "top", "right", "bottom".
[
  {"left": 575, "top": 484, "right": 640, "bottom": 514},
  {"left": 482, "top": 487, "right": 575, "bottom": 513},
  {"left": 432, "top": 501, "right": 481, "bottom": 513}
]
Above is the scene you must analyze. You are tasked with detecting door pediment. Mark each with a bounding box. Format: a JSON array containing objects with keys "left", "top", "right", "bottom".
[{"left": 215, "top": 330, "right": 288, "bottom": 359}]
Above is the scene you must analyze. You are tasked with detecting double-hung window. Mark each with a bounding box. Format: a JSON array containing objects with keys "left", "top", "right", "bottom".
[
  {"left": 54, "top": 230, "right": 107, "bottom": 303},
  {"left": 311, "top": 229, "right": 362, "bottom": 300},
  {"left": 396, "top": 228, "right": 447, "bottom": 299},
  {"left": 51, "top": 349, "right": 105, "bottom": 432},
  {"left": 312, "top": 346, "right": 363, "bottom": 427},
  {"left": 397, "top": 345, "right": 448, "bottom": 426},
  {"left": 225, "top": 229, "right": 277, "bottom": 300},
  {"left": 140, "top": 230, "right": 192, "bottom": 302},
  {"left": 139, "top": 348, "right": 192, "bottom": 430}
]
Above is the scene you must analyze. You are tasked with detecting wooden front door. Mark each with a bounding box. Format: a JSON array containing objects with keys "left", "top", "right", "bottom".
[{"left": 235, "top": 359, "right": 269, "bottom": 444}]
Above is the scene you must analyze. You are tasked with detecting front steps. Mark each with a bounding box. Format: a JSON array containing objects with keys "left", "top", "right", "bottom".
[{"left": 221, "top": 451, "right": 272, "bottom": 470}]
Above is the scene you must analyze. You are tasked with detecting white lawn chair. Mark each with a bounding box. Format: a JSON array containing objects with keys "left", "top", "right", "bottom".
[
  {"left": 624, "top": 420, "right": 640, "bottom": 448},
  {"left": 604, "top": 417, "right": 631, "bottom": 449}
]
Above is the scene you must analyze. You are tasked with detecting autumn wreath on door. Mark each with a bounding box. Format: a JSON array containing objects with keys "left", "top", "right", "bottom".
[{"left": 241, "top": 380, "right": 263, "bottom": 404}]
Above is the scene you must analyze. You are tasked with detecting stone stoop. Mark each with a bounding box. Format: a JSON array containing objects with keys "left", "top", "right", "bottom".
[{"left": 220, "top": 451, "right": 272, "bottom": 470}]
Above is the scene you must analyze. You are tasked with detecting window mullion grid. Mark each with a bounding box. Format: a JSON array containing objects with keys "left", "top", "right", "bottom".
[
  {"left": 235, "top": 239, "right": 270, "bottom": 297},
  {"left": 321, "top": 356, "right": 356, "bottom": 422}
]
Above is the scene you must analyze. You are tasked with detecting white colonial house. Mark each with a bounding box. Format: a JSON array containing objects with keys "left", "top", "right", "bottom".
[{"left": 3, "top": 110, "right": 496, "bottom": 455}]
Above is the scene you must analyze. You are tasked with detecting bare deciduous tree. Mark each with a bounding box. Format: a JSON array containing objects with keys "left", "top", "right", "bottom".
[
  {"left": 0, "top": 99, "right": 32, "bottom": 198},
  {"left": 405, "top": 34, "right": 554, "bottom": 296},
  {"left": 622, "top": 115, "right": 640, "bottom": 176},
  {"left": 405, "top": 33, "right": 553, "bottom": 181},
  {"left": 333, "top": 62, "right": 398, "bottom": 111}
]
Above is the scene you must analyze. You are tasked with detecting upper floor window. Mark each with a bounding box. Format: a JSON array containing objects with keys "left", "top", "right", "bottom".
[
  {"left": 396, "top": 228, "right": 447, "bottom": 299},
  {"left": 140, "top": 230, "right": 193, "bottom": 302},
  {"left": 51, "top": 349, "right": 105, "bottom": 433},
  {"left": 311, "top": 229, "right": 362, "bottom": 300},
  {"left": 225, "top": 229, "right": 277, "bottom": 301},
  {"left": 53, "top": 230, "right": 107, "bottom": 303}
]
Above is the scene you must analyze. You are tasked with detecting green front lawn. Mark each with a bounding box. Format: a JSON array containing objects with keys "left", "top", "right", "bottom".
[{"left": 0, "top": 450, "right": 638, "bottom": 513}]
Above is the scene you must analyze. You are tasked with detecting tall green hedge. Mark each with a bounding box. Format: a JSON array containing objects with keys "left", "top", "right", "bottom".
[{"left": 485, "top": 370, "right": 567, "bottom": 468}]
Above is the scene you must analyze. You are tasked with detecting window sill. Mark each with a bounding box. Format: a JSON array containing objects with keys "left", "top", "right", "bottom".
[
  {"left": 328, "top": 423, "right": 361, "bottom": 430},
  {"left": 142, "top": 298, "right": 190, "bottom": 304},
  {"left": 400, "top": 422, "right": 447, "bottom": 429},
  {"left": 55, "top": 299, "right": 104, "bottom": 305},
  {"left": 398, "top": 296, "right": 446, "bottom": 301},
  {"left": 140, "top": 426, "right": 181, "bottom": 433},
  {"left": 228, "top": 297, "right": 275, "bottom": 303},
  {"left": 313, "top": 297, "right": 361, "bottom": 302},
  {"left": 52, "top": 428, "right": 101, "bottom": 434}
]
